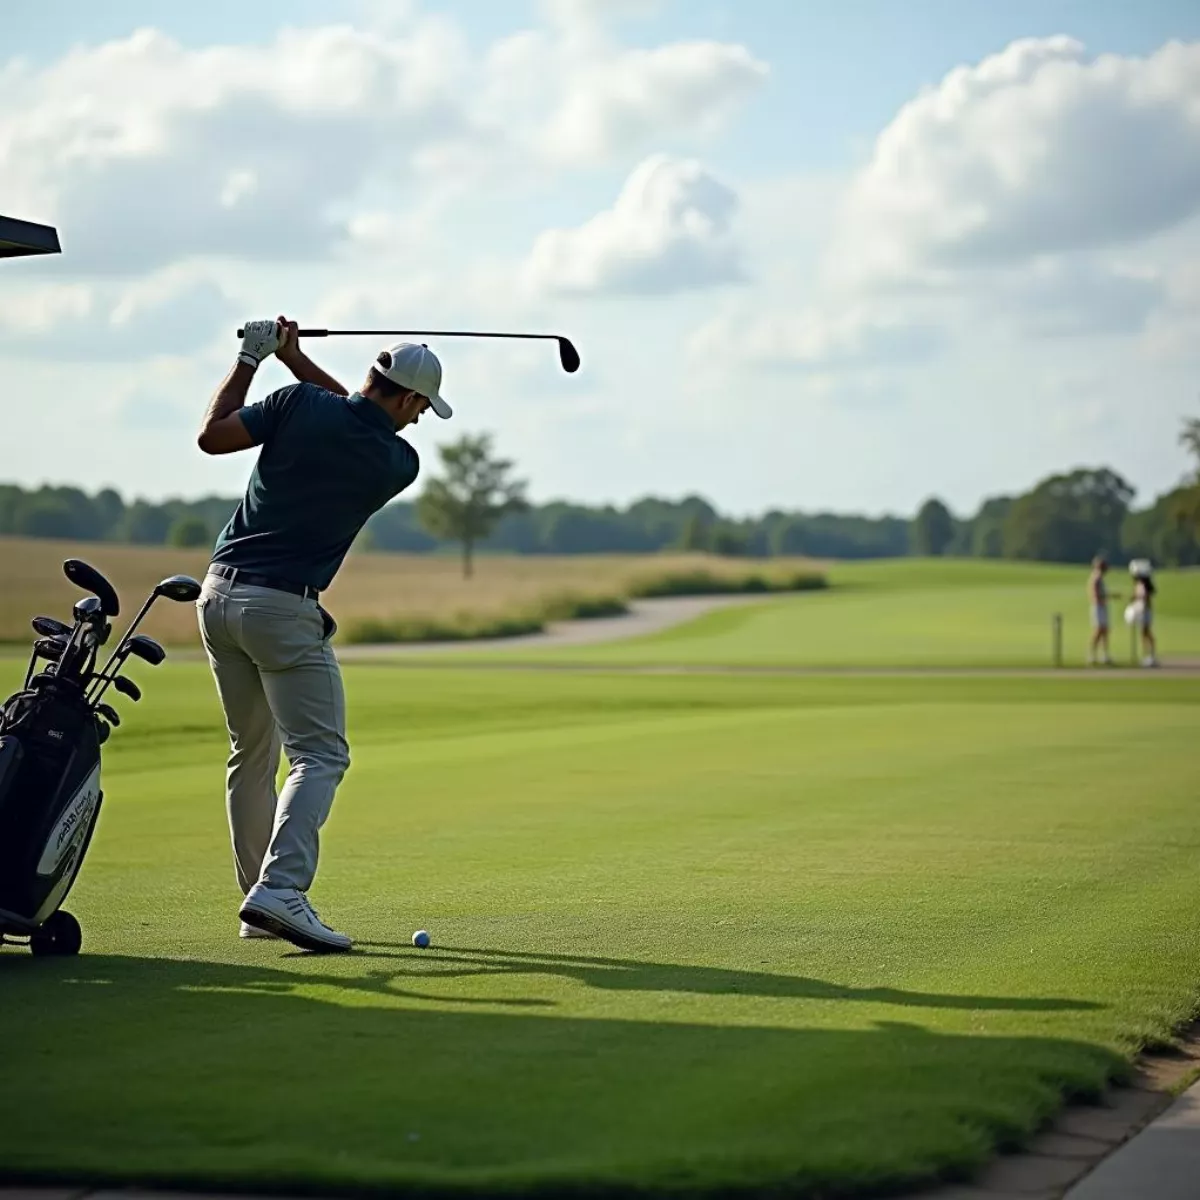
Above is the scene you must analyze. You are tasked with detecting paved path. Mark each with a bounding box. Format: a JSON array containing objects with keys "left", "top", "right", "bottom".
[{"left": 1065, "top": 1080, "right": 1200, "bottom": 1199}]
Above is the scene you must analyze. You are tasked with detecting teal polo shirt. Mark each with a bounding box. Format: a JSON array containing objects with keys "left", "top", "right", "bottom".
[{"left": 211, "top": 384, "right": 419, "bottom": 591}]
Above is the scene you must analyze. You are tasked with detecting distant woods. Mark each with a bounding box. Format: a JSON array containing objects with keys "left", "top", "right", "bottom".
[{"left": 3, "top": 416, "right": 1198, "bottom": 566}]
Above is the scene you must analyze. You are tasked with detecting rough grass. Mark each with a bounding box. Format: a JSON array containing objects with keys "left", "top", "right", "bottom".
[
  {"left": 0, "top": 536, "right": 822, "bottom": 647},
  {"left": 1, "top": 662, "right": 1199, "bottom": 1195}
]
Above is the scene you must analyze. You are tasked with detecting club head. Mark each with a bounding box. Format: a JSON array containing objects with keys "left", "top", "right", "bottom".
[
  {"left": 32, "top": 615, "right": 71, "bottom": 639},
  {"left": 63, "top": 559, "right": 120, "bottom": 617},
  {"left": 127, "top": 635, "right": 166, "bottom": 666},
  {"left": 557, "top": 337, "right": 581, "bottom": 373},
  {"left": 95, "top": 703, "right": 121, "bottom": 727},
  {"left": 73, "top": 595, "right": 104, "bottom": 623},
  {"left": 113, "top": 676, "right": 142, "bottom": 702},
  {"left": 95, "top": 719, "right": 110, "bottom": 746},
  {"left": 154, "top": 575, "right": 203, "bottom": 603},
  {"left": 34, "top": 636, "right": 66, "bottom": 662}
]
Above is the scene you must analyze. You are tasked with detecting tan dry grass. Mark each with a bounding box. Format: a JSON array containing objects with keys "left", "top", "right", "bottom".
[{"left": 0, "top": 536, "right": 822, "bottom": 646}]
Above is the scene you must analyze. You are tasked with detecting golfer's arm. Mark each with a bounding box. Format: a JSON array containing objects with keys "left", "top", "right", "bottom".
[
  {"left": 281, "top": 352, "right": 348, "bottom": 397},
  {"left": 197, "top": 362, "right": 257, "bottom": 455}
]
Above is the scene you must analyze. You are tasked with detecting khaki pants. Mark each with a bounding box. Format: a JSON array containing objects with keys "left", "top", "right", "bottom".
[{"left": 197, "top": 572, "right": 349, "bottom": 894}]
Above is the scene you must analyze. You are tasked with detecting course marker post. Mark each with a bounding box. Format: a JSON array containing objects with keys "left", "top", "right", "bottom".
[{"left": 1052, "top": 613, "right": 1063, "bottom": 668}]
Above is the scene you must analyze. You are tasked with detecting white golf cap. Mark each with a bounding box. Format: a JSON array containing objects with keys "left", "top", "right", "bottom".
[{"left": 373, "top": 342, "right": 452, "bottom": 419}]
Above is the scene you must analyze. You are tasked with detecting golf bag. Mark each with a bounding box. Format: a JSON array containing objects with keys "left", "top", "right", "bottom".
[
  {"left": 0, "top": 558, "right": 200, "bottom": 956},
  {"left": 0, "top": 674, "right": 101, "bottom": 954}
]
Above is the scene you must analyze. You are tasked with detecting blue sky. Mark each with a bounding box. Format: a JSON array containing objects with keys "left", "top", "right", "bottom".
[{"left": 2, "top": 0, "right": 1199, "bottom": 517}]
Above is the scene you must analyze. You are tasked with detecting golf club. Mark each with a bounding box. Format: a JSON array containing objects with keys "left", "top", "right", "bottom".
[
  {"left": 23, "top": 635, "right": 68, "bottom": 687},
  {"left": 89, "top": 576, "right": 199, "bottom": 704},
  {"left": 90, "top": 634, "right": 167, "bottom": 709},
  {"left": 235, "top": 326, "right": 582, "bottom": 374},
  {"left": 63, "top": 559, "right": 120, "bottom": 617},
  {"left": 95, "top": 703, "right": 120, "bottom": 728},
  {"left": 112, "top": 676, "right": 142, "bottom": 703},
  {"left": 31, "top": 616, "right": 71, "bottom": 639},
  {"left": 34, "top": 636, "right": 66, "bottom": 662},
  {"left": 56, "top": 596, "right": 107, "bottom": 684}
]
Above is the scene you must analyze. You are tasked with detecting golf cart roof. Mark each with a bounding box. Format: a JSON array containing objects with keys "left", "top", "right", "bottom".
[{"left": 0, "top": 214, "right": 61, "bottom": 259}]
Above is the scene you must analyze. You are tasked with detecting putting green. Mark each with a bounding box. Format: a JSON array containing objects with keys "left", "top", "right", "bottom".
[
  {"left": 2, "top": 661, "right": 1199, "bottom": 1196},
  {"left": 465, "top": 559, "right": 1200, "bottom": 668}
]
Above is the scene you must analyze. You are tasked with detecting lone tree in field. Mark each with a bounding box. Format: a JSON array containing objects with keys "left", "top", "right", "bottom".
[
  {"left": 911, "top": 498, "right": 955, "bottom": 557},
  {"left": 417, "top": 434, "right": 528, "bottom": 578}
]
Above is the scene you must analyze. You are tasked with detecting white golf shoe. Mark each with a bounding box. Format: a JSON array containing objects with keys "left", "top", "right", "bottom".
[{"left": 239, "top": 884, "right": 352, "bottom": 953}]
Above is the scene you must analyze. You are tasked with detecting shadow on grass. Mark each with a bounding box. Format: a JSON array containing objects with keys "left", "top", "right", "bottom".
[
  {"left": 0, "top": 951, "right": 1120, "bottom": 1198},
  {"left": 351, "top": 945, "right": 1102, "bottom": 1013}
]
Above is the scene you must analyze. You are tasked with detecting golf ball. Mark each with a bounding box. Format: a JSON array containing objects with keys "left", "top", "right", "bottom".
[{"left": 412, "top": 929, "right": 431, "bottom": 949}]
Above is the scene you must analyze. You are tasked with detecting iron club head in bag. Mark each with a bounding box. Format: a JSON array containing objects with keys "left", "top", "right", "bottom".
[
  {"left": 112, "top": 677, "right": 141, "bottom": 703},
  {"left": 32, "top": 616, "right": 70, "bottom": 639}
]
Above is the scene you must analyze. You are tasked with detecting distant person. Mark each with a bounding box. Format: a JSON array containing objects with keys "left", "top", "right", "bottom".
[
  {"left": 1087, "top": 557, "right": 1117, "bottom": 666},
  {"left": 1130, "top": 564, "right": 1158, "bottom": 668},
  {"left": 195, "top": 316, "right": 451, "bottom": 952}
]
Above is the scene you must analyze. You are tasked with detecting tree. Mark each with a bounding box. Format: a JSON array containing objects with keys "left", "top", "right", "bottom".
[
  {"left": 416, "top": 434, "right": 527, "bottom": 578},
  {"left": 1180, "top": 415, "right": 1200, "bottom": 479},
  {"left": 168, "top": 515, "right": 212, "bottom": 548},
  {"left": 677, "top": 512, "right": 712, "bottom": 552},
  {"left": 911, "top": 498, "right": 956, "bottom": 556},
  {"left": 1002, "top": 467, "right": 1134, "bottom": 563}
]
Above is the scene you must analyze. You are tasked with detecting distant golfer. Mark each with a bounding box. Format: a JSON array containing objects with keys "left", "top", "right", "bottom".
[
  {"left": 195, "top": 317, "right": 451, "bottom": 951},
  {"left": 1086, "top": 556, "right": 1117, "bottom": 666},
  {"left": 1130, "top": 563, "right": 1159, "bottom": 668}
]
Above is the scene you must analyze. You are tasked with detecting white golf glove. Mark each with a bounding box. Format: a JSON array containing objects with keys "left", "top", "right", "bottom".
[{"left": 238, "top": 319, "right": 281, "bottom": 369}]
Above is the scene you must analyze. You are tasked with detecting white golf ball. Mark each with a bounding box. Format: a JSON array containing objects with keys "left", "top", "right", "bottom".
[{"left": 412, "top": 929, "right": 431, "bottom": 949}]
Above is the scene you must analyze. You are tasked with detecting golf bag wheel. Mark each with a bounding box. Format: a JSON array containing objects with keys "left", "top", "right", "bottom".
[{"left": 30, "top": 910, "right": 82, "bottom": 957}]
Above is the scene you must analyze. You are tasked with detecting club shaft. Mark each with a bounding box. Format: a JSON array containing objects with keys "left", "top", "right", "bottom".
[
  {"left": 90, "top": 595, "right": 157, "bottom": 702},
  {"left": 239, "top": 327, "right": 562, "bottom": 341}
]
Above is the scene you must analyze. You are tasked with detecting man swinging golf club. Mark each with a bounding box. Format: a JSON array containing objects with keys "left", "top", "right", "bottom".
[{"left": 196, "top": 317, "right": 451, "bottom": 951}]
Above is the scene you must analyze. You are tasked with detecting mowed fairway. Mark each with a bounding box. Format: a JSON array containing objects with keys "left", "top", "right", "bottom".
[
  {"left": 1, "top": 656, "right": 1199, "bottom": 1196},
  {"left": 471, "top": 560, "right": 1200, "bottom": 668}
]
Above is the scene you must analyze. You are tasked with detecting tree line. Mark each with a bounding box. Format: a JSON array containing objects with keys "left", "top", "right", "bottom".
[{"left": 2, "top": 415, "right": 1198, "bottom": 566}]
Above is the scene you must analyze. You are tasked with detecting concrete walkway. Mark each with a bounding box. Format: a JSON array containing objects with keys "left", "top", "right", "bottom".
[{"left": 1066, "top": 1080, "right": 1200, "bottom": 1199}]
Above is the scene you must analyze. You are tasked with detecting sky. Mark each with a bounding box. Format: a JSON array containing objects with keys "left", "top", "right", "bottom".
[{"left": 2, "top": 0, "right": 1199, "bottom": 519}]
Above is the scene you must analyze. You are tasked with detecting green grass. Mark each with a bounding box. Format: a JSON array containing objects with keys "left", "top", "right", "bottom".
[
  {"left": 2, "top": 659, "right": 1199, "bottom": 1196},
  {"left": 459, "top": 559, "right": 1200, "bottom": 668}
]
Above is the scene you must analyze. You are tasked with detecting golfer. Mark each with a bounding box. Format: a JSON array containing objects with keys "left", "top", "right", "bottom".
[
  {"left": 1132, "top": 566, "right": 1159, "bottom": 668},
  {"left": 1086, "top": 556, "right": 1117, "bottom": 666},
  {"left": 195, "top": 317, "right": 451, "bottom": 951}
]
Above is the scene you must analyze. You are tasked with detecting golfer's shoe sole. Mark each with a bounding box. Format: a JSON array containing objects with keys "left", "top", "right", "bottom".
[
  {"left": 239, "top": 920, "right": 278, "bottom": 940},
  {"left": 238, "top": 905, "right": 352, "bottom": 954}
]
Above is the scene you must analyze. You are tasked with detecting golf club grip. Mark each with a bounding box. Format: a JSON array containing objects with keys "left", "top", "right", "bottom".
[{"left": 235, "top": 327, "right": 329, "bottom": 338}]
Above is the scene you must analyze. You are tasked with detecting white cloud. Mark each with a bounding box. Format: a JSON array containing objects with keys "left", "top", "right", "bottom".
[
  {"left": 539, "top": 0, "right": 660, "bottom": 30},
  {"left": 690, "top": 302, "right": 944, "bottom": 372},
  {"left": 835, "top": 37, "right": 1200, "bottom": 285},
  {"left": 526, "top": 155, "right": 743, "bottom": 295},
  {"left": 0, "top": 266, "right": 236, "bottom": 360},
  {"left": 1, "top": 15, "right": 764, "bottom": 276},
  {"left": 536, "top": 41, "right": 768, "bottom": 164},
  {"left": 990, "top": 259, "right": 1163, "bottom": 338}
]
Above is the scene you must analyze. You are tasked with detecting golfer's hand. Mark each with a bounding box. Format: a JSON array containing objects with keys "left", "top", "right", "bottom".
[
  {"left": 274, "top": 315, "right": 303, "bottom": 366},
  {"left": 238, "top": 319, "right": 281, "bottom": 369}
]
